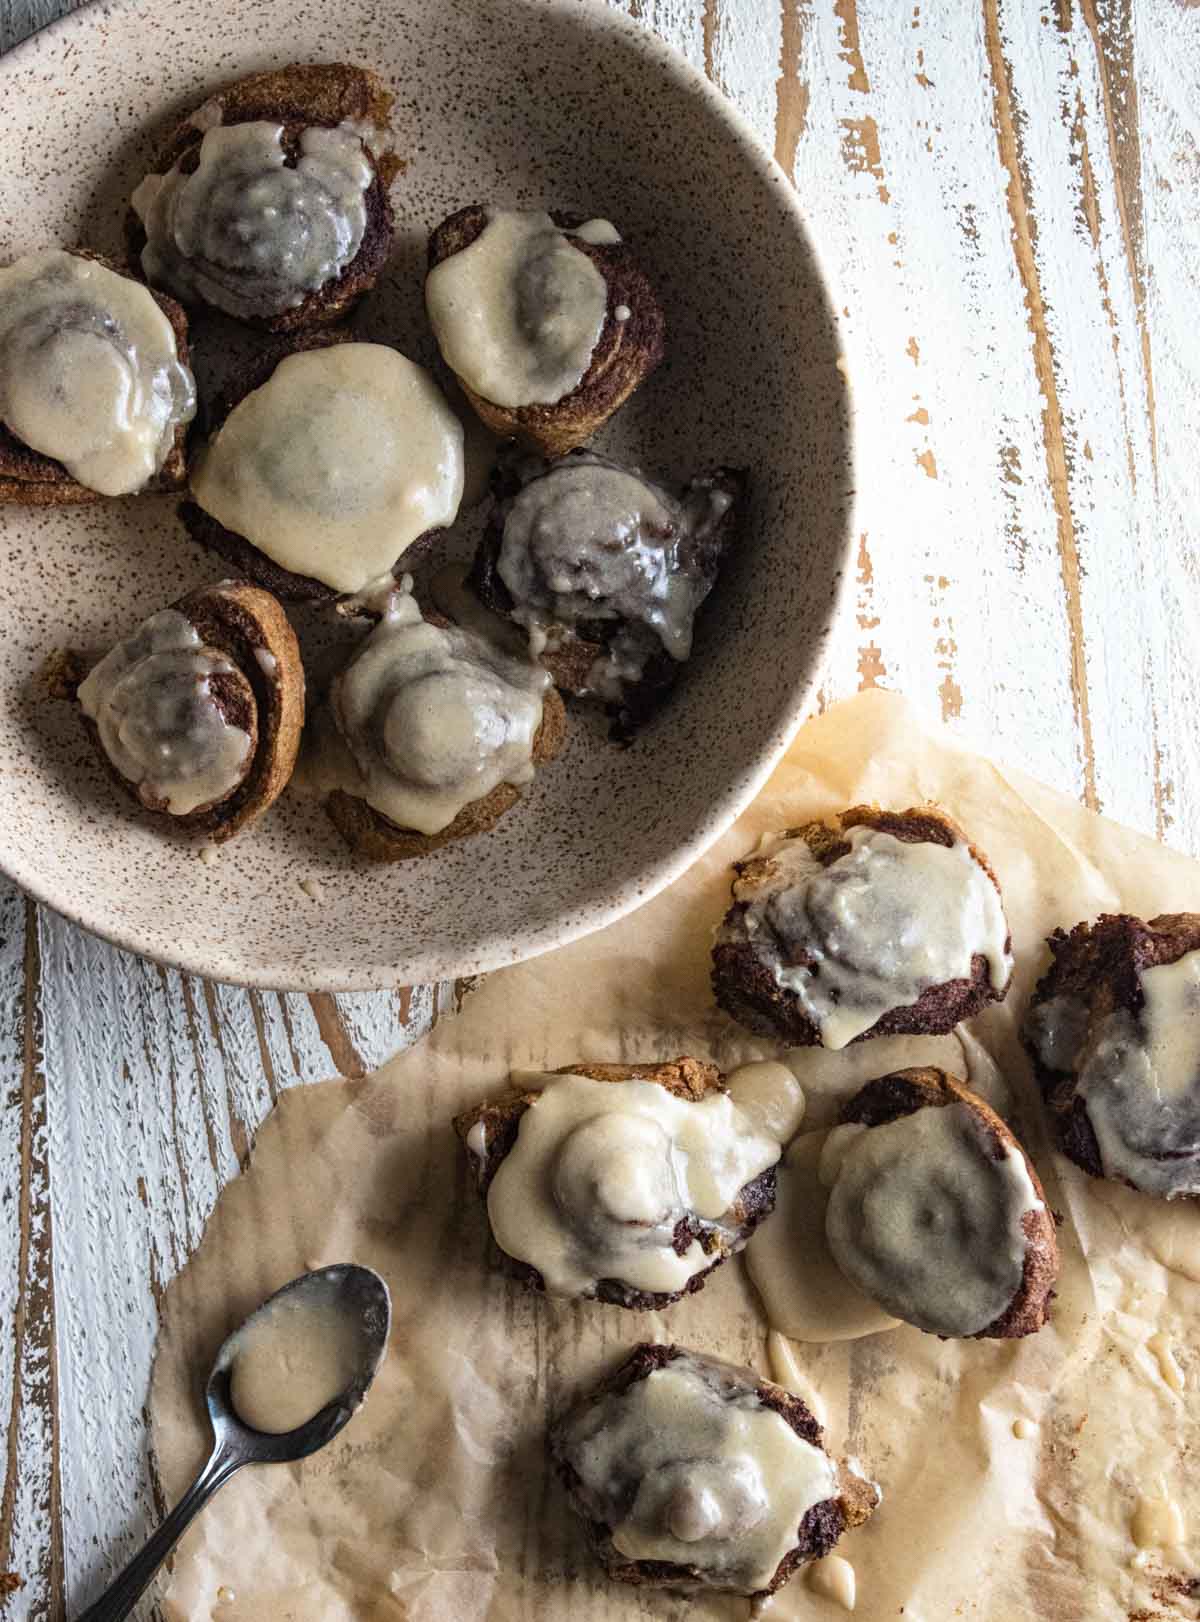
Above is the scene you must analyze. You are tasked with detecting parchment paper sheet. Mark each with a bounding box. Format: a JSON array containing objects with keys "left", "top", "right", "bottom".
[{"left": 153, "top": 691, "right": 1200, "bottom": 1622}]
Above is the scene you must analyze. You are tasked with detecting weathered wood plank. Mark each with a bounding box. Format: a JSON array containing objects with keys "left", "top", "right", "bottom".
[
  {"left": 0, "top": 889, "right": 61, "bottom": 1620},
  {"left": 984, "top": 0, "right": 1164, "bottom": 837},
  {"left": 778, "top": 1, "right": 1088, "bottom": 795},
  {"left": 1125, "top": 0, "right": 1200, "bottom": 858}
]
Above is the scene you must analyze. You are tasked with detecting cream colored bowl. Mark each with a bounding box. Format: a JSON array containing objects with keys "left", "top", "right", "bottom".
[{"left": 0, "top": 0, "right": 851, "bottom": 990}]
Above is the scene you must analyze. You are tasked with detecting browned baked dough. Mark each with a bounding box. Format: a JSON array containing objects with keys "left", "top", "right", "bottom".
[
  {"left": 126, "top": 63, "right": 398, "bottom": 333},
  {"left": 453, "top": 1057, "right": 777, "bottom": 1310},
  {"left": 469, "top": 454, "right": 744, "bottom": 737},
  {"left": 550, "top": 1343, "right": 878, "bottom": 1595},
  {"left": 325, "top": 683, "right": 568, "bottom": 861},
  {"left": 712, "top": 804, "right": 1011, "bottom": 1045},
  {"left": 1022, "top": 911, "right": 1200, "bottom": 1186},
  {"left": 427, "top": 205, "right": 665, "bottom": 456},
  {"left": 0, "top": 250, "right": 191, "bottom": 506},
  {"left": 64, "top": 580, "right": 304, "bottom": 843},
  {"left": 837, "top": 1066, "right": 1059, "bottom": 1338}
]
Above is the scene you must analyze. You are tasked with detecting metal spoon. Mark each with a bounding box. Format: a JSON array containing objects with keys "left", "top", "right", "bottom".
[{"left": 77, "top": 1263, "right": 391, "bottom": 1622}]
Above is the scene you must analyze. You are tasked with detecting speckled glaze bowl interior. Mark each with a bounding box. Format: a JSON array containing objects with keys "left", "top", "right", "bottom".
[{"left": 0, "top": 0, "right": 851, "bottom": 991}]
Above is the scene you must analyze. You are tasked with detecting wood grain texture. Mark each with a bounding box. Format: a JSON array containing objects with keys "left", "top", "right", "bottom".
[{"left": 0, "top": 0, "right": 1197, "bottom": 1617}]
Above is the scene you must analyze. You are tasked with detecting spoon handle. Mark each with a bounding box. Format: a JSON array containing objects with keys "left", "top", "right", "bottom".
[{"left": 75, "top": 1445, "right": 242, "bottom": 1622}]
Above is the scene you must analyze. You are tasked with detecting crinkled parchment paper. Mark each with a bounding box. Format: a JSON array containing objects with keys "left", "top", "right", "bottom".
[{"left": 153, "top": 691, "right": 1200, "bottom": 1622}]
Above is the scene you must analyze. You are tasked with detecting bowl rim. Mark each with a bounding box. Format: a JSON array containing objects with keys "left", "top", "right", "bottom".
[{"left": 0, "top": 0, "right": 855, "bottom": 992}]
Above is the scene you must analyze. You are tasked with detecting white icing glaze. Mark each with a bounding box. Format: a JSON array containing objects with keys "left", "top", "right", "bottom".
[
  {"left": 727, "top": 825, "right": 1013, "bottom": 1049},
  {"left": 1131, "top": 1484, "right": 1185, "bottom": 1550},
  {"left": 425, "top": 208, "right": 612, "bottom": 407},
  {"left": 1024, "top": 993, "right": 1091, "bottom": 1073},
  {"left": 133, "top": 120, "right": 373, "bottom": 320},
  {"left": 1146, "top": 1331, "right": 1185, "bottom": 1393},
  {"left": 0, "top": 249, "right": 195, "bottom": 495},
  {"left": 229, "top": 1290, "right": 363, "bottom": 1434},
  {"left": 188, "top": 98, "right": 223, "bottom": 133},
  {"left": 807, "top": 1553, "right": 857, "bottom": 1611},
  {"left": 486, "top": 1070, "right": 782, "bottom": 1298},
  {"left": 746, "top": 1131, "right": 900, "bottom": 1343},
  {"left": 817, "top": 1123, "right": 869, "bottom": 1188},
  {"left": 190, "top": 343, "right": 464, "bottom": 593},
  {"left": 1028, "top": 951, "right": 1200, "bottom": 1197},
  {"left": 824, "top": 1100, "right": 1042, "bottom": 1337},
  {"left": 556, "top": 1353, "right": 838, "bottom": 1591},
  {"left": 725, "top": 1061, "right": 807, "bottom": 1142},
  {"left": 318, "top": 591, "right": 548, "bottom": 836},
  {"left": 570, "top": 218, "right": 622, "bottom": 245},
  {"left": 498, "top": 451, "right": 731, "bottom": 698},
  {"left": 765, "top": 1330, "right": 829, "bottom": 1427},
  {"left": 78, "top": 609, "right": 252, "bottom": 816},
  {"left": 781, "top": 1033, "right": 962, "bottom": 1130}
]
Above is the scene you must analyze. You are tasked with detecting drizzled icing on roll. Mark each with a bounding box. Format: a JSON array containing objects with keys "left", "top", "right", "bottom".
[
  {"left": 824, "top": 1100, "right": 1042, "bottom": 1337},
  {"left": 78, "top": 609, "right": 253, "bottom": 815},
  {"left": 554, "top": 1352, "right": 838, "bottom": 1591},
  {"left": 745, "top": 1131, "right": 900, "bottom": 1344},
  {"left": 132, "top": 121, "right": 373, "bottom": 321},
  {"left": 425, "top": 209, "right": 618, "bottom": 407},
  {"left": 729, "top": 825, "right": 1012, "bottom": 1049},
  {"left": 190, "top": 343, "right": 464, "bottom": 593},
  {"left": 1028, "top": 951, "right": 1200, "bottom": 1197},
  {"left": 485, "top": 1070, "right": 781, "bottom": 1298},
  {"left": 496, "top": 451, "right": 734, "bottom": 699},
  {"left": 0, "top": 250, "right": 195, "bottom": 495},
  {"left": 320, "top": 591, "right": 548, "bottom": 836}
]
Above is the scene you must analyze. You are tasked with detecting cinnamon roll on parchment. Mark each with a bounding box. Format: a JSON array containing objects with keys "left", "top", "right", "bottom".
[
  {"left": 550, "top": 1345, "right": 879, "bottom": 1597},
  {"left": 454, "top": 1057, "right": 784, "bottom": 1309},
  {"left": 713, "top": 806, "right": 1014, "bottom": 1048},
  {"left": 821, "top": 1067, "right": 1058, "bottom": 1339},
  {"left": 1023, "top": 912, "right": 1200, "bottom": 1199}
]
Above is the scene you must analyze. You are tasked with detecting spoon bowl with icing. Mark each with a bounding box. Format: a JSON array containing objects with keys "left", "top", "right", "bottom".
[{"left": 77, "top": 1264, "right": 391, "bottom": 1621}]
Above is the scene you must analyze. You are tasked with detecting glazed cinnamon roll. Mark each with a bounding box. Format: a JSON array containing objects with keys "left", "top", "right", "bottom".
[
  {"left": 307, "top": 588, "right": 565, "bottom": 860},
  {"left": 821, "top": 1067, "right": 1058, "bottom": 1338},
  {"left": 129, "top": 64, "right": 398, "bottom": 332},
  {"left": 454, "top": 1057, "right": 784, "bottom": 1308},
  {"left": 183, "top": 334, "right": 465, "bottom": 602},
  {"left": 713, "top": 806, "right": 1014, "bottom": 1047},
  {"left": 0, "top": 249, "right": 194, "bottom": 503},
  {"left": 469, "top": 448, "right": 742, "bottom": 735},
  {"left": 550, "top": 1345, "right": 879, "bottom": 1596},
  {"left": 1022, "top": 912, "right": 1200, "bottom": 1199},
  {"left": 69, "top": 581, "right": 304, "bottom": 842},
  {"left": 425, "top": 206, "right": 665, "bottom": 456}
]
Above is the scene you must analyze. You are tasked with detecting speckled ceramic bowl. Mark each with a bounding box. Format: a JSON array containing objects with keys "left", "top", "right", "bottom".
[{"left": 0, "top": 0, "right": 851, "bottom": 991}]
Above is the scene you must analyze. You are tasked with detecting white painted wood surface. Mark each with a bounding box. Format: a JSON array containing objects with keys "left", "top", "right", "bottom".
[{"left": 0, "top": 0, "right": 1196, "bottom": 1616}]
